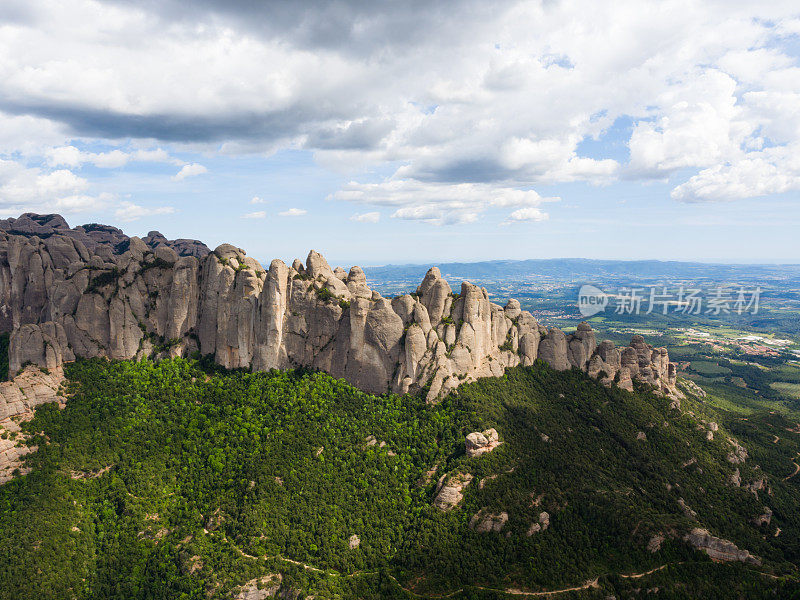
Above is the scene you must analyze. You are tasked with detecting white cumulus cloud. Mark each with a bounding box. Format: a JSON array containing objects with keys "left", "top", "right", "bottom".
[
  {"left": 0, "top": 159, "right": 109, "bottom": 216},
  {"left": 501, "top": 207, "right": 550, "bottom": 225},
  {"left": 46, "top": 146, "right": 182, "bottom": 169},
  {"left": 350, "top": 211, "right": 381, "bottom": 223},
  {"left": 0, "top": 0, "right": 798, "bottom": 220},
  {"left": 278, "top": 208, "right": 307, "bottom": 217},
  {"left": 115, "top": 202, "right": 176, "bottom": 222},
  {"left": 333, "top": 179, "right": 556, "bottom": 226},
  {"left": 671, "top": 144, "right": 800, "bottom": 202},
  {"left": 172, "top": 163, "right": 207, "bottom": 181}
]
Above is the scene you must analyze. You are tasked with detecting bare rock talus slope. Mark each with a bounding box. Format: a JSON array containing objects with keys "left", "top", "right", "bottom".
[
  {"left": 0, "top": 214, "right": 680, "bottom": 402},
  {"left": 0, "top": 366, "right": 66, "bottom": 483}
]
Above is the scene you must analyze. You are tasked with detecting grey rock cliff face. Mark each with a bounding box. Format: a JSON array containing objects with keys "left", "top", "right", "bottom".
[
  {"left": 0, "top": 214, "right": 681, "bottom": 401},
  {"left": 684, "top": 528, "right": 761, "bottom": 565},
  {"left": 0, "top": 213, "right": 210, "bottom": 260}
]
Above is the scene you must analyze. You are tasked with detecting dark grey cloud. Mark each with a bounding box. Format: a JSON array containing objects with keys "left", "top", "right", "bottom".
[
  {"left": 409, "top": 158, "right": 519, "bottom": 184},
  {"left": 0, "top": 98, "right": 366, "bottom": 145},
  {"left": 0, "top": 101, "right": 289, "bottom": 142},
  {"left": 0, "top": 0, "right": 512, "bottom": 149},
  {"left": 95, "top": 0, "right": 506, "bottom": 55}
]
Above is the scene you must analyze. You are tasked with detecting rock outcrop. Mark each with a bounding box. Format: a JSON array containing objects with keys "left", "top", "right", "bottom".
[
  {"left": 647, "top": 534, "right": 664, "bottom": 553},
  {"left": 752, "top": 507, "right": 773, "bottom": 527},
  {"left": 730, "top": 468, "right": 742, "bottom": 487},
  {"left": 0, "top": 213, "right": 209, "bottom": 260},
  {"left": 465, "top": 428, "right": 502, "bottom": 458},
  {"left": 684, "top": 528, "right": 761, "bottom": 565},
  {"left": 527, "top": 511, "right": 550, "bottom": 536},
  {"left": 0, "top": 366, "right": 66, "bottom": 483},
  {"left": 727, "top": 439, "right": 749, "bottom": 464},
  {"left": 234, "top": 575, "right": 283, "bottom": 600},
  {"left": 0, "top": 213, "right": 681, "bottom": 402},
  {"left": 587, "top": 335, "right": 677, "bottom": 395},
  {"left": 470, "top": 509, "right": 509, "bottom": 533},
  {"left": 433, "top": 473, "right": 473, "bottom": 510}
]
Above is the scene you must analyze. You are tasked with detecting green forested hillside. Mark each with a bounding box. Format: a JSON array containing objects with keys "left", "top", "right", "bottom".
[{"left": 1, "top": 358, "right": 799, "bottom": 599}]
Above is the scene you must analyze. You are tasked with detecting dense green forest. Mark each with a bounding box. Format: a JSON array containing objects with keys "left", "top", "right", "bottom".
[{"left": 1, "top": 357, "right": 799, "bottom": 598}]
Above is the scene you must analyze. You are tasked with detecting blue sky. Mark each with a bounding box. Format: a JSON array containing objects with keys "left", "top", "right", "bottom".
[{"left": 1, "top": 1, "right": 799, "bottom": 266}]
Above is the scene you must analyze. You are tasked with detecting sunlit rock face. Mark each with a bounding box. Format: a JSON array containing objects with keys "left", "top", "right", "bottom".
[
  {"left": 0, "top": 214, "right": 681, "bottom": 402},
  {"left": 0, "top": 365, "right": 67, "bottom": 484}
]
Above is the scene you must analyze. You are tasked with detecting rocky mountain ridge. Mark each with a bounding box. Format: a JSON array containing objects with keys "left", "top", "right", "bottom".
[
  {"left": 0, "top": 214, "right": 679, "bottom": 401},
  {"left": 0, "top": 212, "right": 210, "bottom": 263}
]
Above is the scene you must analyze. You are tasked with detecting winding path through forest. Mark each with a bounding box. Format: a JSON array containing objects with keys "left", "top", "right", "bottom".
[
  {"left": 230, "top": 540, "right": 683, "bottom": 598},
  {"left": 471, "top": 578, "right": 600, "bottom": 596},
  {"left": 231, "top": 539, "right": 789, "bottom": 598},
  {"left": 229, "top": 537, "right": 794, "bottom": 597},
  {"left": 784, "top": 452, "right": 800, "bottom": 481},
  {"left": 618, "top": 563, "right": 673, "bottom": 579}
]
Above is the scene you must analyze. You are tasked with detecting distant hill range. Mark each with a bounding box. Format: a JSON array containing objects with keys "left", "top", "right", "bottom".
[{"left": 365, "top": 258, "right": 800, "bottom": 283}]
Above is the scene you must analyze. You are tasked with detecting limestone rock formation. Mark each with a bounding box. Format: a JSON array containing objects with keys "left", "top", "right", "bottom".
[
  {"left": 433, "top": 473, "right": 473, "bottom": 511},
  {"left": 730, "top": 468, "right": 742, "bottom": 487},
  {"left": 647, "top": 534, "right": 664, "bottom": 553},
  {"left": 567, "top": 322, "right": 596, "bottom": 369},
  {"left": 9, "top": 322, "right": 73, "bottom": 372},
  {"left": 234, "top": 575, "right": 283, "bottom": 600},
  {"left": 743, "top": 478, "right": 768, "bottom": 496},
  {"left": 683, "top": 528, "right": 761, "bottom": 565},
  {"left": 0, "top": 366, "right": 66, "bottom": 483},
  {"left": 527, "top": 511, "right": 551, "bottom": 536},
  {"left": 465, "top": 428, "right": 501, "bottom": 458},
  {"left": 0, "top": 213, "right": 682, "bottom": 403},
  {"left": 470, "top": 509, "right": 509, "bottom": 533},
  {"left": 0, "top": 365, "right": 65, "bottom": 421},
  {"left": 0, "top": 213, "right": 210, "bottom": 259},
  {"left": 538, "top": 328, "right": 569, "bottom": 371},
  {"left": 727, "top": 439, "right": 748, "bottom": 464},
  {"left": 752, "top": 507, "right": 773, "bottom": 527},
  {"left": 587, "top": 334, "right": 677, "bottom": 396}
]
